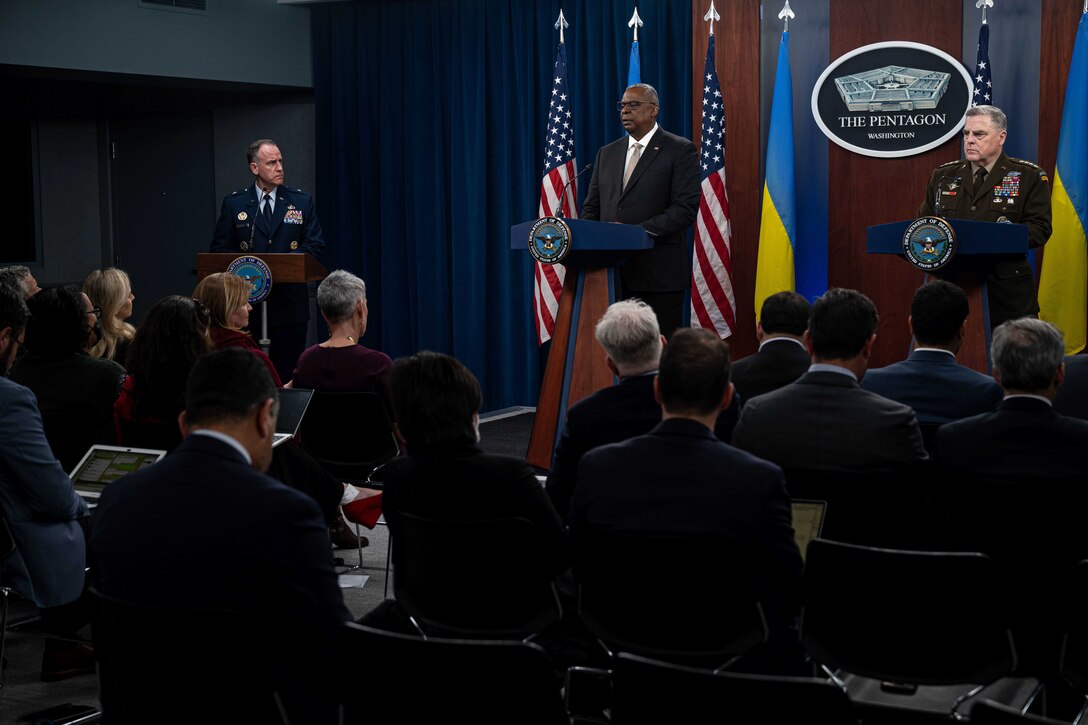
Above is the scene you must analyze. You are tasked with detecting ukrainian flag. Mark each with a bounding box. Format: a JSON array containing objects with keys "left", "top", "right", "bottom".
[
  {"left": 754, "top": 30, "right": 797, "bottom": 321},
  {"left": 1039, "top": 11, "right": 1088, "bottom": 355}
]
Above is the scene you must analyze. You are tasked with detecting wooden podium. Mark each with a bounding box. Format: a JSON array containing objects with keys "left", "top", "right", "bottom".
[
  {"left": 867, "top": 219, "right": 1030, "bottom": 373},
  {"left": 196, "top": 252, "right": 327, "bottom": 284},
  {"left": 510, "top": 219, "right": 652, "bottom": 469}
]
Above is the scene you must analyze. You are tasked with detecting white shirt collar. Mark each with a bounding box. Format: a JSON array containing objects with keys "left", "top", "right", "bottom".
[
  {"left": 913, "top": 347, "right": 956, "bottom": 358},
  {"left": 1003, "top": 393, "right": 1053, "bottom": 407},
  {"left": 759, "top": 336, "right": 807, "bottom": 352},
  {"left": 190, "top": 429, "right": 253, "bottom": 465},
  {"left": 255, "top": 183, "right": 277, "bottom": 206},
  {"left": 628, "top": 123, "right": 659, "bottom": 149},
  {"left": 808, "top": 363, "right": 858, "bottom": 381}
]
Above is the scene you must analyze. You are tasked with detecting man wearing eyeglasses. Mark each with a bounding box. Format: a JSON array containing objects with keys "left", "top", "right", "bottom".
[{"left": 582, "top": 83, "right": 701, "bottom": 336}]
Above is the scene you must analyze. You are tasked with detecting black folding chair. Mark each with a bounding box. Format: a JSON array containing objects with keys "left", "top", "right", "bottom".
[
  {"left": 338, "top": 622, "right": 565, "bottom": 725},
  {"left": 573, "top": 526, "right": 766, "bottom": 667},
  {"left": 801, "top": 538, "right": 1040, "bottom": 721},
  {"left": 297, "top": 391, "right": 398, "bottom": 481},
  {"left": 392, "top": 512, "right": 562, "bottom": 639}
]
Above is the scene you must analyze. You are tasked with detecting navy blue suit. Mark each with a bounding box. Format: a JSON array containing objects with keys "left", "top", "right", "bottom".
[
  {"left": 861, "top": 349, "right": 1003, "bottom": 424},
  {"left": 211, "top": 184, "right": 325, "bottom": 379},
  {"left": 934, "top": 396, "right": 1088, "bottom": 480},
  {"left": 90, "top": 433, "right": 350, "bottom": 722},
  {"left": 731, "top": 339, "right": 811, "bottom": 403}
]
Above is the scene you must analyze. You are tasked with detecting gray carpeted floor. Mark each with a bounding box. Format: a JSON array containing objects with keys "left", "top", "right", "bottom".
[{"left": 0, "top": 410, "right": 537, "bottom": 722}]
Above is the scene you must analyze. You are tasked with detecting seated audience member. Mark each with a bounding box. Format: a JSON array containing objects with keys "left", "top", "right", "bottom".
[
  {"left": 934, "top": 318, "right": 1088, "bottom": 479},
  {"left": 365, "top": 351, "right": 567, "bottom": 629},
  {"left": 114, "top": 295, "right": 368, "bottom": 546},
  {"left": 862, "top": 280, "right": 1002, "bottom": 424},
  {"left": 83, "top": 267, "right": 136, "bottom": 364},
  {"left": 733, "top": 288, "right": 927, "bottom": 470},
  {"left": 546, "top": 299, "right": 739, "bottom": 523},
  {"left": 1054, "top": 353, "right": 1088, "bottom": 420},
  {"left": 0, "top": 280, "right": 93, "bottom": 681},
  {"left": 193, "top": 272, "right": 282, "bottom": 386},
  {"left": 90, "top": 348, "right": 351, "bottom": 723},
  {"left": 114, "top": 295, "right": 211, "bottom": 450},
  {"left": 290, "top": 270, "right": 392, "bottom": 408},
  {"left": 731, "top": 291, "right": 811, "bottom": 401},
  {"left": 10, "top": 285, "right": 125, "bottom": 470},
  {"left": 0, "top": 265, "right": 41, "bottom": 298},
  {"left": 571, "top": 328, "right": 803, "bottom": 674}
]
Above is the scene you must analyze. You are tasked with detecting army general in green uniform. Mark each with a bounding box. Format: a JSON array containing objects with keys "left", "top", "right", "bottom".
[{"left": 918, "top": 105, "right": 1051, "bottom": 329}]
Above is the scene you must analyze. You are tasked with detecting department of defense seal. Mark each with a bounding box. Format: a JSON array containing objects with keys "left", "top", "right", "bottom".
[
  {"left": 225, "top": 256, "right": 273, "bottom": 304},
  {"left": 528, "top": 217, "right": 572, "bottom": 265},
  {"left": 237, "top": 211, "right": 248, "bottom": 221},
  {"left": 902, "top": 217, "right": 956, "bottom": 271}
]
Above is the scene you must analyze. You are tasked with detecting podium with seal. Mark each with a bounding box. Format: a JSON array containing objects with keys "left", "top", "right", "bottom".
[
  {"left": 511, "top": 219, "right": 652, "bottom": 469},
  {"left": 867, "top": 218, "right": 1029, "bottom": 373},
  {"left": 196, "top": 252, "right": 327, "bottom": 353}
]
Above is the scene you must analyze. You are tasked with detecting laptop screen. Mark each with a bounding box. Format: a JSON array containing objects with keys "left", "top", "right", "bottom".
[{"left": 69, "top": 445, "right": 166, "bottom": 498}]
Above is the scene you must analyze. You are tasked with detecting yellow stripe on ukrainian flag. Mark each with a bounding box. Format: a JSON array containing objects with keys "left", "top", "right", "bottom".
[{"left": 755, "top": 30, "right": 797, "bottom": 321}]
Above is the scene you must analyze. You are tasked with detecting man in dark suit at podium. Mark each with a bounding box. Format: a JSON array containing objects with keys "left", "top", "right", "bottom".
[
  {"left": 211, "top": 139, "right": 326, "bottom": 381},
  {"left": 731, "top": 291, "right": 811, "bottom": 402},
  {"left": 582, "top": 83, "right": 700, "bottom": 336},
  {"left": 918, "top": 105, "right": 1051, "bottom": 329}
]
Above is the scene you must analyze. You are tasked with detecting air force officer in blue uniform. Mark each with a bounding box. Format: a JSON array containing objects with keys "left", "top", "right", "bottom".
[{"left": 211, "top": 139, "right": 325, "bottom": 381}]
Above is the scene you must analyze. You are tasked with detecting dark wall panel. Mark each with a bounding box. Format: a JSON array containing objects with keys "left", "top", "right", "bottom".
[{"left": 827, "top": 0, "right": 963, "bottom": 367}]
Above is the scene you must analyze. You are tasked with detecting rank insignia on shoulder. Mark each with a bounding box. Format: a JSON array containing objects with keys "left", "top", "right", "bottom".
[
  {"left": 290, "top": 241, "right": 299, "bottom": 250},
  {"left": 1040, "top": 171, "right": 1050, "bottom": 182},
  {"left": 237, "top": 211, "right": 248, "bottom": 221}
]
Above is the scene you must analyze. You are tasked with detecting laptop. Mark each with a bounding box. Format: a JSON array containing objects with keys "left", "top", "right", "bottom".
[
  {"left": 274, "top": 387, "right": 314, "bottom": 447},
  {"left": 790, "top": 499, "right": 826, "bottom": 562},
  {"left": 69, "top": 444, "right": 166, "bottom": 500}
]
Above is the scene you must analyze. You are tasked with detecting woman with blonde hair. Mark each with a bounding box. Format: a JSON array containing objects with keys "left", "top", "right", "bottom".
[
  {"left": 192, "top": 272, "right": 282, "bottom": 387},
  {"left": 83, "top": 267, "right": 136, "bottom": 363}
]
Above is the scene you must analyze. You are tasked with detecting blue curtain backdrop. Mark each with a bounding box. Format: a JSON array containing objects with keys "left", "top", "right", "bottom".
[{"left": 311, "top": 0, "right": 691, "bottom": 411}]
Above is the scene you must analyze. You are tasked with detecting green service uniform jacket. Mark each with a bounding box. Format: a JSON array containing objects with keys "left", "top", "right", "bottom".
[{"left": 918, "top": 153, "right": 1052, "bottom": 328}]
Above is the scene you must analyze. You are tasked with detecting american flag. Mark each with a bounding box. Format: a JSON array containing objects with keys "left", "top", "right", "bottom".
[
  {"left": 690, "top": 35, "right": 737, "bottom": 338},
  {"left": 535, "top": 43, "right": 579, "bottom": 345},
  {"left": 972, "top": 21, "right": 992, "bottom": 106}
]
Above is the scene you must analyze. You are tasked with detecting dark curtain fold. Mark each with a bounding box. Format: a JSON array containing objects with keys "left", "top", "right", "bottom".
[{"left": 312, "top": 0, "right": 691, "bottom": 410}]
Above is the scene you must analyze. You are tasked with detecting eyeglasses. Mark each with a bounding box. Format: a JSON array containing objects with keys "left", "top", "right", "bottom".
[
  {"left": 616, "top": 100, "right": 655, "bottom": 112},
  {"left": 90, "top": 306, "right": 103, "bottom": 319}
]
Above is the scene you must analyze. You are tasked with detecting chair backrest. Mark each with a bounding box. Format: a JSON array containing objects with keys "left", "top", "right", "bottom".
[
  {"left": 297, "top": 391, "right": 398, "bottom": 480},
  {"left": 573, "top": 525, "right": 766, "bottom": 661},
  {"left": 801, "top": 538, "right": 1015, "bottom": 686},
  {"left": 40, "top": 408, "right": 100, "bottom": 472},
  {"left": 782, "top": 464, "right": 943, "bottom": 551},
  {"left": 970, "top": 699, "right": 1069, "bottom": 725},
  {"left": 338, "top": 622, "right": 566, "bottom": 725},
  {"left": 610, "top": 652, "right": 857, "bottom": 725},
  {"left": 117, "top": 416, "right": 183, "bottom": 452},
  {"left": 392, "top": 512, "right": 562, "bottom": 637},
  {"left": 1059, "top": 560, "right": 1088, "bottom": 696},
  {"left": 90, "top": 588, "right": 284, "bottom": 724}
]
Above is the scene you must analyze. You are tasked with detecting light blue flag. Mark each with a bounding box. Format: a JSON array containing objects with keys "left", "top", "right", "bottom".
[{"left": 627, "top": 39, "right": 640, "bottom": 86}]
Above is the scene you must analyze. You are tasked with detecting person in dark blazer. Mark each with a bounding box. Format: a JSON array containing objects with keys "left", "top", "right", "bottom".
[
  {"left": 581, "top": 84, "right": 700, "bottom": 335},
  {"left": 733, "top": 288, "right": 927, "bottom": 471},
  {"left": 90, "top": 348, "right": 350, "bottom": 723},
  {"left": 934, "top": 318, "right": 1088, "bottom": 479},
  {"left": 862, "top": 281, "right": 1002, "bottom": 424},
  {"left": 731, "top": 291, "right": 811, "bottom": 402},
  {"left": 0, "top": 281, "right": 93, "bottom": 682},
  {"left": 1054, "top": 353, "right": 1088, "bottom": 420},
  {"left": 211, "top": 139, "right": 325, "bottom": 382},
  {"left": 546, "top": 299, "right": 738, "bottom": 523},
  {"left": 572, "top": 328, "right": 803, "bottom": 674}
]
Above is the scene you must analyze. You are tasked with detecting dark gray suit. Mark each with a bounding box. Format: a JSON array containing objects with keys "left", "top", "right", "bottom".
[
  {"left": 582, "top": 126, "right": 700, "bottom": 331},
  {"left": 732, "top": 370, "right": 928, "bottom": 471},
  {"left": 1055, "top": 354, "right": 1088, "bottom": 421},
  {"left": 731, "top": 339, "right": 811, "bottom": 403},
  {"left": 860, "top": 349, "right": 1003, "bottom": 424}
]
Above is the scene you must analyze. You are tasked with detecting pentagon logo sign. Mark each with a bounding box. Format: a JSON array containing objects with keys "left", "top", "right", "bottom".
[{"left": 811, "top": 41, "right": 973, "bottom": 158}]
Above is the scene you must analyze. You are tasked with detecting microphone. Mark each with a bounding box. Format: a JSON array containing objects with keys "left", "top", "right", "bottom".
[
  {"left": 934, "top": 175, "right": 960, "bottom": 218},
  {"left": 556, "top": 164, "right": 591, "bottom": 219}
]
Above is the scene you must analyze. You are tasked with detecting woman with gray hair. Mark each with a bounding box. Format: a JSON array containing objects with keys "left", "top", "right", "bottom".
[{"left": 290, "top": 270, "right": 393, "bottom": 412}]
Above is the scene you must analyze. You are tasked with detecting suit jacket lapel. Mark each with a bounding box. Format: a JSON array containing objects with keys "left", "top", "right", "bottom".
[
  {"left": 971, "top": 156, "right": 1006, "bottom": 204},
  {"left": 268, "top": 187, "right": 288, "bottom": 237},
  {"left": 619, "top": 132, "right": 663, "bottom": 200}
]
